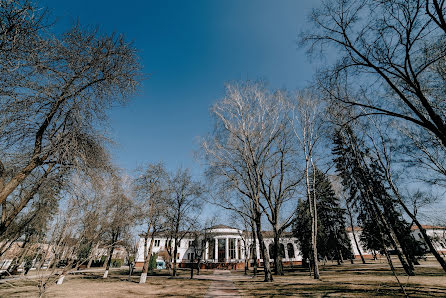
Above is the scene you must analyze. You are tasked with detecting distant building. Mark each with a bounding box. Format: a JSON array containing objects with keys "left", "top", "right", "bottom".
[{"left": 135, "top": 224, "right": 446, "bottom": 269}]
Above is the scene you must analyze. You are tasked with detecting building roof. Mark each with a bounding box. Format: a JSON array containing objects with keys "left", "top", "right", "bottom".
[
  {"left": 346, "top": 225, "right": 446, "bottom": 232},
  {"left": 411, "top": 225, "right": 446, "bottom": 231},
  {"left": 209, "top": 224, "right": 235, "bottom": 230},
  {"left": 346, "top": 226, "right": 362, "bottom": 232}
]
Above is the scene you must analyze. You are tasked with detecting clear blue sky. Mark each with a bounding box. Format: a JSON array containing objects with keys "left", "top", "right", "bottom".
[{"left": 40, "top": 0, "right": 321, "bottom": 178}]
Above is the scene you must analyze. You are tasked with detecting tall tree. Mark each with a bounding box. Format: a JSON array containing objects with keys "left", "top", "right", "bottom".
[
  {"left": 290, "top": 91, "right": 326, "bottom": 279},
  {"left": 164, "top": 167, "right": 203, "bottom": 277},
  {"left": 293, "top": 169, "right": 352, "bottom": 265},
  {"left": 333, "top": 125, "right": 421, "bottom": 276},
  {"left": 0, "top": 4, "right": 142, "bottom": 236},
  {"left": 364, "top": 117, "right": 446, "bottom": 272},
  {"left": 203, "top": 81, "right": 293, "bottom": 281},
  {"left": 134, "top": 163, "right": 169, "bottom": 284},
  {"left": 102, "top": 174, "right": 136, "bottom": 279},
  {"left": 303, "top": 0, "right": 446, "bottom": 148}
]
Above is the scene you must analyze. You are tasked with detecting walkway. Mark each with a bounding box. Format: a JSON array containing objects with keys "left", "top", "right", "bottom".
[{"left": 202, "top": 270, "right": 242, "bottom": 297}]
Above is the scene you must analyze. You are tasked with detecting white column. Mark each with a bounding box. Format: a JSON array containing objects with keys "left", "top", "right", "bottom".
[
  {"left": 214, "top": 238, "right": 218, "bottom": 262},
  {"left": 256, "top": 242, "right": 260, "bottom": 261},
  {"left": 283, "top": 243, "right": 290, "bottom": 260},
  {"left": 225, "top": 238, "right": 229, "bottom": 262},
  {"left": 205, "top": 240, "right": 209, "bottom": 260},
  {"left": 235, "top": 239, "right": 239, "bottom": 260}
]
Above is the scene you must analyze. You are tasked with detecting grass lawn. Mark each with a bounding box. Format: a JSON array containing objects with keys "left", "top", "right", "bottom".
[
  {"left": 0, "top": 258, "right": 445, "bottom": 297},
  {"left": 0, "top": 268, "right": 212, "bottom": 297},
  {"left": 233, "top": 259, "right": 446, "bottom": 297}
]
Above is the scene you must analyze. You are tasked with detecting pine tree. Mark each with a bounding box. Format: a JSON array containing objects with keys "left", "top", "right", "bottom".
[
  {"left": 293, "top": 169, "right": 353, "bottom": 265},
  {"left": 332, "top": 125, "right": 424, "bottom": 276}
]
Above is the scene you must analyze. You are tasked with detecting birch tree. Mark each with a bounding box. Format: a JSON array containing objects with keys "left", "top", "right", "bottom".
[
  {"left": 203, "top": 81, "right": 291, "bottom": 282},
  {"left": 290, "top": 92, "right": 326, "bottom": 279}
]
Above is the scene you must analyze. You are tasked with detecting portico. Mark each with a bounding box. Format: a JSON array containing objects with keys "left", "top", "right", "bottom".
[
  {"left": 135, "top": 224, "right": 302, "bottom": 269},
  {"left": 203, "top": 225, "right": 243, "bottom": 262}
]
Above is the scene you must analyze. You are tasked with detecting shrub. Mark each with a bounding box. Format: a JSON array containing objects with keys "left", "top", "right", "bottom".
[
  {"left": 148, "top": 254, "right": 158, "bottom": 271},
  {"left": 111, "top": 258, "right": 123, "bottom": 268}
]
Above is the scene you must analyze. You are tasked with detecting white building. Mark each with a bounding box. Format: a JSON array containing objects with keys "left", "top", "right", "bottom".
[{"left": 135, "top": 224, "right": 446, "bottom": 269}]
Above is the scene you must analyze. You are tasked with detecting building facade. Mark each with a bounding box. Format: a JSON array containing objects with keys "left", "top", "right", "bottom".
[{"left": 135, "top": 224, "right": 446, "bottom": 269}]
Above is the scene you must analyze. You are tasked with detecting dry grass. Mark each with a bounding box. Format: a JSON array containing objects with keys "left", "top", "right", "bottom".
[
  {"left": 0, "top": 268, "right": 212, "bottom": 297},
  {"left": 1, "top": 259, "right": 445, "bottom": 297},
  {"left": 234, "top": 259, "right": 446, "bottom": 297}
]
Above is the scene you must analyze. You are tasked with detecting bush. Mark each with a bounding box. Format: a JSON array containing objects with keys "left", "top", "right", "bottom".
[
  {"left": 148, "top": 254, "right": 158, "bottom": 271},
  {"left": 90, "top": 259, "right": 105, "bottom": 267},
  {"left": 23, "top": 256, "right": 33, "bottom": 274},
  {"left": 111, "top": 258, "right": 123, "bottom": 268}
]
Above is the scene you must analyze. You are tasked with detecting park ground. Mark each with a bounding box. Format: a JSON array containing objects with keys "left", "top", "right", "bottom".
[{"left": 0, "top": 258, "right": 445, "bottom": 297}]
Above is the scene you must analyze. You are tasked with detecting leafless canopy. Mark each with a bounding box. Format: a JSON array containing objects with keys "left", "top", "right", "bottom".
[
  {"left": 303, "top": 0, "right": 446, "bottom": 147},
  {"left": 0, "top": 0, "right": 142, "bottom": 237}
]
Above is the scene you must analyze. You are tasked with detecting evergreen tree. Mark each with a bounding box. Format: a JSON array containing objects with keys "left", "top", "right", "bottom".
[
  {"left": 332, "top": 125, "right": 424, "bottom": 275},
  {"left": 293, "top": 169, "right": 353, "bottom": 264}
]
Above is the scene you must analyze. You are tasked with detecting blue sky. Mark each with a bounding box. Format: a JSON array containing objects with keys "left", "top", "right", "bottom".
[{"left": 40, "top": 0, "right": 321, "bottom": 179}]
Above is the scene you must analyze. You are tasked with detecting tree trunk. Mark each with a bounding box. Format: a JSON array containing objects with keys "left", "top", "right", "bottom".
[
  {"left": 196, "top": 258, "right": 201, "bottom": 275},
  {"left": 87, "top": 242, "right": 100, "bottom": 269},
  {"left": 172, "top": 239, "right": 178, "bottom": 277},
  {"left": 347, "top": 205, "right": 366, "bottom": 264},
  {"left": 272, "top": 231, "right": 284, "bottom": 275},
  {"left": 310, "top": 199, "right": 320, "bottom": 279},
  {"left": 255, "top": 214, "right": 273, "bottom": 282},
  {"left": 103, "top": 244, "right": 115, "bottom": 279},
  {"left": 56, "top": 274, "right": 65, "bottom": 285},
  {"left": 388, "top": 180, "right": 446, "bottom": 272},
  {"left": 308, "top": 160, "right": 320, "bottom": 279},
  {"left": 251, "top": 225, "right": 258, "bottom": 277},
  {"left": 140, "top": 235, "right": 155, "bottom": 284},
  {"left": 244, "top": 242, "right": 249, "bottom": 275},
  {"left": 369, "top": 198, "right": 414, "bottom": 276}
]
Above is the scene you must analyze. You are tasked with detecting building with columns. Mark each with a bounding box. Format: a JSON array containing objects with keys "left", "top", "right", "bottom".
[
  {"left": 135, "top": 225, "right": 301, "bottom": 269},
  {"left": 135, "top": 224, "right": 446, "bottom": 269}
]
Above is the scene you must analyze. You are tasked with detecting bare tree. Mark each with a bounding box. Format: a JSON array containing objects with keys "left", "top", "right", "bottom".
[
  {"left": 229, "top": 209, "right": 254, "bottom": 276},
  {"left": 35, "top": 174, "right": 111, "bottom": 296},
  {"left": 203, "top": 81, "right": 294, "bottom": 282},
  {"left": 290, "top": 91, "right": 326, "bottom": 279},
  {"left": 331, "top": 176, "right": 366, "bottom": 264},
  {"left": 102, "top": 174, "right": 136, "bottom": 279},
  {"left": 189, "top": 218, "right": 216, "bottom": 278},
  {"left": 0, "top": 11, "right": 141, "bottom": 237},
  {"left": 364, "top": 116, "right": 446, "bottom": 272},
  {"left": 134, "top": 163, "right": 169, "bottom": 284},
  {"left": 303, "top": 0, "right": 446, "bottom": 148},
  {"left": 164, "top": 167, "right": 203, "bottom": 277}
]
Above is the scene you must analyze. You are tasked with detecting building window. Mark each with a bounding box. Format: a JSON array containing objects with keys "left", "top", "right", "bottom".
[
  {"left": 279, "top": 244, "right": 285, "bottom": 258},
  {"left": 209, "top": 240, "right": 215, "bottom": 259},
  {"left": 189, "top": 240, "right": 194, "bottom": 248},
  {"left": 187, "top": 253, "right": 195, "bottom": 261},
  {"left": 237, "top": 239, "right": 241, "bottom": 259},
  {"left": 269, "top": 243, "right": 285, "bottom": 259},
  {"left": 229, "top": 238, "right": 236, "bottom": 259},
  {"left": 287, "top": 243, "right": 295, "bottom": 259},
  {"left": 269, "top": 243, "right": 274, "bottom": 259},
  {"left": 154, "top": 239, "right": 160, "bottom": 247}
]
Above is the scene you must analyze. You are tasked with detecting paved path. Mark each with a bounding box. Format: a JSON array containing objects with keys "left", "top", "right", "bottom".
[{"left": 202, "top": 270, "right": 242, "bottom": 297}]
